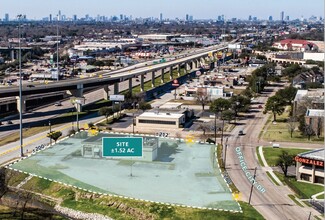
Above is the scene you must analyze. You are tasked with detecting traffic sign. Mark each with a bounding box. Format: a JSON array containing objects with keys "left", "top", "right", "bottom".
[
  {"left": 172, "top": 79, "right": 179, "bottom": 87},
  {"left": 102, "top": 137, "right": 143, "bottom": 157}
]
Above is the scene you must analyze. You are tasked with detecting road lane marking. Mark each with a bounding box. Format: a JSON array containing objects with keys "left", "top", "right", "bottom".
[{"left": 0, "top": 124, "right": 71, "bottom": 157}]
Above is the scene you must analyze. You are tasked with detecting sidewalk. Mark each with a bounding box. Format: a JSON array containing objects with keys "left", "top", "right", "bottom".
[{"left": 258, "top": 146, "right": 283, "bottom": 186}]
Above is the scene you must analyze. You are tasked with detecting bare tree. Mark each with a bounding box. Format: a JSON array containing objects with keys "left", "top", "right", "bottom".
[
  {"left": 316, "top": 118, "right": 323, "bottom": 138},
  {"left": 196, "top": 91, "right": 210, "bottom": 111},
  {"left": 197, "top": 122, "right": 212, "bottom": 136},
  {"left": 287, "top": 117, "right": 297, "bottom": 138}
]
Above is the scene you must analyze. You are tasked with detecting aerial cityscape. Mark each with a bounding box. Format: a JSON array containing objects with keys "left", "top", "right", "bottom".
[{"left": 0, "top": 1, "right": 323, "bottom": 220}]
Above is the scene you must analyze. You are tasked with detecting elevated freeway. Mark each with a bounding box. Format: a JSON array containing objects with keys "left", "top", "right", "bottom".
[{"left": 0, "top": 44, "right": 228, "bottom": 98}]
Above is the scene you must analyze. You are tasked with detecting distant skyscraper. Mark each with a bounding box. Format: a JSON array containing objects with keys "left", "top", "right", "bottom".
[
  {"left": 248, "top": 15, "right": 252, "bottom": 21},
  {"left": 186, "top": 14, "right": 189, "bottom": 21},
  {"left": 160, "top": 13, "right": 163, "bottom": 22},
  {"left": 120, "top": 14, "right": 123, "bottom": 20},
  {"left": 73, "top": 14, "right": 77, "bottom": 21},
  {"left": 286, "top": 16, "right": 289, "bottom": 21},
  {"left": 268, "top": 16, "right": 273, "bottom": 21},
  {"left": 4, "top": 13, "right": 9, "bottom": 22},
  {"left": 58, "top": 10, "right": 61, "bottom": 21},
  {"left": 281, "top": 11, "right": 284, "bottom": 21},
  {"left": 49, "top": 14, "right": 52, "bottom": 22}
]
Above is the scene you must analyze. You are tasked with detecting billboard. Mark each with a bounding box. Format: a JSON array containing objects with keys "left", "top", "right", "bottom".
[{"left": 109, "top": 95, "right": 125, "bottom": 101}]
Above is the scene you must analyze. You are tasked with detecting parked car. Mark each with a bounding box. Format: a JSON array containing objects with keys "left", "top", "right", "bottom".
[
  {"left": 6, "top": 120, "right": 13, "bottom": 125},
  {"left": 238, "top": 130, "right": 244, "bottom": 136}
]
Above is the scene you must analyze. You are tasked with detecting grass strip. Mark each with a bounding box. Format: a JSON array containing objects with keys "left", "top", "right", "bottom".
[
  {"left": 266, "top": 171, "right": 280, "bottom": 186},
  {"left": 288, "top": 194, "right": 303, "bottom": 207}
]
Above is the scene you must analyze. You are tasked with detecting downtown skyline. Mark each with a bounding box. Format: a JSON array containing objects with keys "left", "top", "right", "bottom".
[{"left": 1, "top": 0, "right": 324, "bottom": 21}]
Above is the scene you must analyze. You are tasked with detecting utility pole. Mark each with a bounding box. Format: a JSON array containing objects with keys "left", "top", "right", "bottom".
[
  {"left": 17, "top": 14, "right": 24, "bottom": 158},
  {"left": 249, "top": 167, "right": 257, "bottom": 205},
  {"left": 224, "top": 138, "right": 229, "bottom": 169}
]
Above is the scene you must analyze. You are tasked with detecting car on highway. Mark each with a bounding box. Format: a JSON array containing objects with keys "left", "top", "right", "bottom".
[
  {"left": 258, "top": 104, "right": 263, "bottom": 109},
  {"left": 238, "top": 130, "right": 244, "bottom": 136},
  {"left": 6, "top": 120, "right": 13, "bottom": 125},
  {"left": 54, "top": 101, "right": 62, "bottom": 106},
  {"left": 27, "top": 85, "right": 35, "bottom": 88}
]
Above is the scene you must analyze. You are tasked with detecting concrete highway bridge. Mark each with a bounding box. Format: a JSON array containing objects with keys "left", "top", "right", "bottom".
[{"left": 0, "top": 44, "right": 229, "bottom": 113}]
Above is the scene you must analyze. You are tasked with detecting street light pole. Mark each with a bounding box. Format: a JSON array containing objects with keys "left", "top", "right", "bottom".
[
  {"left": 17, "top": 14, "right": 24, "bottom": 158},
  {"left": 76, "top": 104, "right": 79, "bottom": 131},
  {"left": 224, "top": 137, "right": 229, "bottom": 169},
  {"left": 49, "top": 121, "right": 52, "bottom": 146},
  {"left": 132, "top": 112, "right": 135, "bottom": 135}
]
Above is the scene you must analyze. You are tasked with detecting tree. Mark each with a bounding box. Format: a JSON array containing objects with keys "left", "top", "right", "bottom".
[
  {"left": 210, "top": 98, "right": 231, "bottom": 118},
  {"left": 196, "top": 91, "right": 209, "bottom": 111},
  {"left": 210, "top": 98, "right": 231, "bottom": 144},
  {"left": 98, "top": 107, "right": 113, "bottom": 123},
  {"left": 304, "top": 124, "right": 315, "bottom": 140},
  {"left": 277, "top": 150, "right": 295, "bottom": 177},
  {"left": 316, "top": 118, "right": 323, "bottom": 138},
  {"left": 276, "top": 86, "right": 298, "bottom": 105},
  {"left": 222, "top": 110, "right": 235, "bottom": 123},
  {"left": 47, "top": 131, "right": 62, "bottom": 143},
  {"left": 197, "top": 122, "right": 212, "bottom": 136},
  {"left": 139, "top": 101, "right": 152, "bottom": 112},
  {"left": 263, "top": 95, "right": 285, "bottom": 122},
  {"left": 230, "top": 95, "right": 251, "bottom": 116},
  {"left": 287, "top": 117, "right": 297, "bottom": 138}
]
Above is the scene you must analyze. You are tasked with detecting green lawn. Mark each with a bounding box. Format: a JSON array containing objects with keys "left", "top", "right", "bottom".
[
  {"left": 262, "top": 147, "right": 309, "bottom": 167},
  {"left": 316, "top": 193, "right": 324, "bottom": 199},
  {"left": 288, "top": 180, "right": 324, "bottom": 198},
  {"left": 274, "top": 171, "right": 324, "bottom": 199},
  {"left": 262, "top": 107, "right": 324, "bottom": 144}
]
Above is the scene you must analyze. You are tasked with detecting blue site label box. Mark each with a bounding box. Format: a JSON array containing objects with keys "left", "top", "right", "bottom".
[{"left": 102, "top": 137, "right": 143, "bottom": 157}]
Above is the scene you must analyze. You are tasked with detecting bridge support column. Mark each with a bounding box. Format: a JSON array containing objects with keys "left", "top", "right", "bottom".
[
  {"left": 113, "top": 83, "right": 119, "bottom": 94},
  {"left": 16, "top": 96, "right": 26, "bottom": 113},
  {"left": 169, "top": 66, "right": 173, "bottom": 80},
  {"left": 140, "top": 74, "right": 145, "bottom": 92},
  {"left": 11, "top": 50, "right": 15, "bottom": 61},
  {"left": 196, "top": 59, "right": 200, "bottom": 68},
  {"left": 192, "top": 60, "right": 197, "bottom": 69},
  {"left": 103, "top": 85, "right": 109, "bottom": 100},
  {"left": 186, "top": 62, "right": 191, "bottom": 72},
  {"left": 67, "top": 87, "right": 84, "bottom": 112},
  {"left": 161, "top": 69, "right": 165, "bottom": 83},
  {"left": 151, "top": 71, "right": 155, "bottom": 88},
  {"left": 128, "top": 78, "right": 133, "bottom": 93},
  {"left": 177, "top": 64, "right": 181, "bottom": 76},
  {"left": 6, "top": 104, "right": 10, "bottom": 112}
]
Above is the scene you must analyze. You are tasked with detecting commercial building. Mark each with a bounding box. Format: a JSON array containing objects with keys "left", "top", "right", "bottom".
[
  {"left": 136, "top": 112, "right": 185, "bottom": 129},
  {"left": 272, "top": 39, "right": 318, "bottom": 52},
  {"left": 295, "top": 149, "right": 324, "bottom": 184}
]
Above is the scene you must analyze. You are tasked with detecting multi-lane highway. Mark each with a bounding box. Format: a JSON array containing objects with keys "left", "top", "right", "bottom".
[{"left": 0, "top": 44, "right": 228, "bottom": 98}]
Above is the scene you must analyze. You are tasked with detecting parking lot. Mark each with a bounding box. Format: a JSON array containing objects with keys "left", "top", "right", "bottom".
[{"left": 10, "top": 131, "right": 239, "bottom": 211}]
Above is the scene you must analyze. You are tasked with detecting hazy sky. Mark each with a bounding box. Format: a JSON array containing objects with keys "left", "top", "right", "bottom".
[{"left": 1, "top": 0, "right": 324, "bottom": 20}]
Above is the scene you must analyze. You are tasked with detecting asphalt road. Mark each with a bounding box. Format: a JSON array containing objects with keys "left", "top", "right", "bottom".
[{"left": 225, "top": 86, "right": 321, "bottom": 220}]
